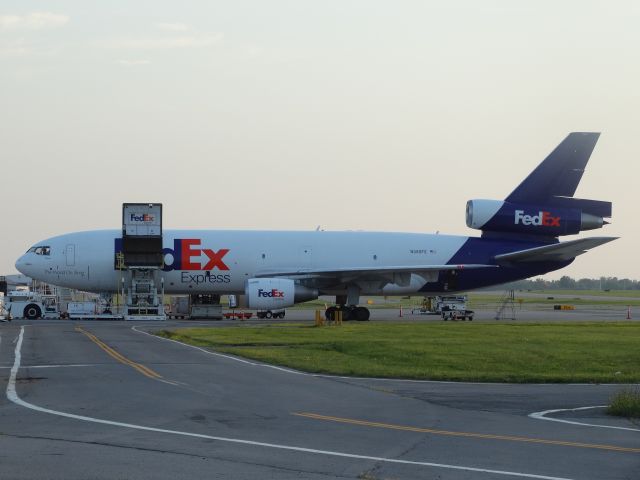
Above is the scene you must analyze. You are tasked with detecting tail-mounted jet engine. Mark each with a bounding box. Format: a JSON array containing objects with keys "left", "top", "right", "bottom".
[{"left": 466, "top": 199, "right": 611, "bottom": 237}]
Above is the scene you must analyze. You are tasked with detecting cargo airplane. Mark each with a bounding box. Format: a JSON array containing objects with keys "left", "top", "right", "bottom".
[{"left": 16, "top": 133, "right": 616, "bottom": 320}]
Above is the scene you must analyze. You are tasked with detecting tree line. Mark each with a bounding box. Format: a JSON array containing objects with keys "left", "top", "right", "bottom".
[{"left": 501, "top": 276, "right": 640, "bottom": 291}]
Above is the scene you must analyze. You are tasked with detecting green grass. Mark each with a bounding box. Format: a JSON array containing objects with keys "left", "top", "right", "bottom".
[
  {"left": 156, "top": 322, "right": 640, "bottom": 383},
  {"left": 608, "top": 388, "right": 640, "bottom": 418},
  {"left": 287, "top": 293, "right": 640, "bottom": 310}
]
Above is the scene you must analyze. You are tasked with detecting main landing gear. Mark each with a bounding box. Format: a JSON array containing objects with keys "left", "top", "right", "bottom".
[
  {"left": 325, "top": 289, "right": 370, "bottom": 321},
  {"left": 325, "top": 305, "right": 370, "bottom": 321}
]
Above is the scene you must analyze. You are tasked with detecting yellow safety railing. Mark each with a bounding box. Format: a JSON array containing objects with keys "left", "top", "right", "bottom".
[{"left": 316, "top": 309, "right": 342, "bottom": 326}]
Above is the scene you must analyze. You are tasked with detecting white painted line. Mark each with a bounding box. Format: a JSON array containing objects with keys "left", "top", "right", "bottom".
[
  {"left": 0, "top": 364, "right": 97, "bottom": 369},
  {"left": 6, "top": 326, "right": 574, "bottom": 480},
  {"left": 131, "top": 327, "right": 640, "bottom": 387},
  {"left": 529, "top": 406, "right": 640, "bottom": 432},
  {"left": 156, "top": 378, "right": 183, "bottom": 386},
  {"left": 132, "top": 326, "right": 306, "bottom": 375}
]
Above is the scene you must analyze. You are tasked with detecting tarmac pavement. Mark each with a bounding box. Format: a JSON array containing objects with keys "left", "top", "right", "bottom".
[{"left": 0, "top": 319, "right": 638, "bottom": 479}]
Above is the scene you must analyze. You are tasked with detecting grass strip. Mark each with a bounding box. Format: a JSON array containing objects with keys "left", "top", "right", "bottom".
[
  {"left": 156, "top": 322, "right": 640, "bottom": 383},
  {"left": 289, "top": 295, "right": 640, "bottom": 310},
  {"left": 608, "top": 388, "right": 640, "bottom": 418}
]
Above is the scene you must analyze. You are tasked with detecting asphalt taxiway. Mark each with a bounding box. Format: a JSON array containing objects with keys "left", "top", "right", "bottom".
[{"left": 0, "top": 319, "right": 638, "bottom": 479}]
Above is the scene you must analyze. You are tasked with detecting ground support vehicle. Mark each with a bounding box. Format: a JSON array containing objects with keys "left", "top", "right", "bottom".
[
  {"left": 66, "top": 300, "right": 122, "bottom": 320},
  {"left": 412, "top": 297, "right": 439, "bottom": 315},
  {"left": 222, "top": 311, "right": 253, "bottom": 320},
  {"left": 0, "top": 295, "right": 6, "bottom": 321},
  {"left": 166, "top": 294, "right": 223, "bottom": 320},
  {"left": 441, "top": 305, "right": 474, "bottom": 321},
  {"left": 433, "top": 296, "right": 469, "bottom": 314},
  {"left": 167, "top": 296, "right": 190, "bottom": 319},
  {"left": 190, "top": 303, "right": 223, "bottom": 319},
  {"left": 256, "top": 309, "right": 286, "bottom": 319},
  {"left": 4, "top": 290, "right": 60, "bottom": 320}
]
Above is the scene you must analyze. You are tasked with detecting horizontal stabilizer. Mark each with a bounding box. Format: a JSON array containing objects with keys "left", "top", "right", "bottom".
[
  {"left": 547, "top": 196, "right": 612, "bottom": 218},
  {"left": 494, "top": 237, "right": 617, "bottom": 264}
]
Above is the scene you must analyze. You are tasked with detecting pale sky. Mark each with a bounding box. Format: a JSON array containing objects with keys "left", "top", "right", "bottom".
[{"left": 1, "top": 1, "right": 638, "bottom": 280}]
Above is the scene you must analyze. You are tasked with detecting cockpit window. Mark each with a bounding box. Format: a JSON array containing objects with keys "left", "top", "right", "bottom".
[{"left": 27, "top": 246, "right": 51, "bottom": 255}]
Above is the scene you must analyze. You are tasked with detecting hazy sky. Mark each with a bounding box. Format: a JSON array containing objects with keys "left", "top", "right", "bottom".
[{"left": 1, "top": 1, "right": 638, "bottom": 279}]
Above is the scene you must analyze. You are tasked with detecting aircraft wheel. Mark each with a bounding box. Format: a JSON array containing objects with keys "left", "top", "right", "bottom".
[
  {"left": 355, "top": 307, "right": 370, "bottom": 321},
  {"left": 279, "top": 312, "right": 286, "bottom": 319},
  {"left": 24, "top": 304, "right": 42, "bottom": 320},
  {"left": 265, "top": 311, "right": 273, "bottom": 319}
]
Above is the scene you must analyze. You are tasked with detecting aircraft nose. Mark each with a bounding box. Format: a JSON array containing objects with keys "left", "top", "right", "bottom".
[{"left": 15, "top": 254, "right": 31, "bottom": 275}]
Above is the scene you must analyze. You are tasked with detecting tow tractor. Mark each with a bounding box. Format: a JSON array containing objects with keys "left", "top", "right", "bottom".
[
  {"left": 441, "top": 305, "right": 474, "bottom": 321},
  {"left": 3, "top": 289, "right": 60, "bottom": 320},
  {"left": 439, "top": 296, "right": 474, "bottom": 321},
  {"left": 414, "top": 295, "right": 474, "bottom": 320},
  {"left": 430, "top": 295, "right": 474, "bottom": 321}
]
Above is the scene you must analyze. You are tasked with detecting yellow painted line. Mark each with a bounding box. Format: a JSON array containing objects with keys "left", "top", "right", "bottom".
[
  {"left": 294, "top": 412, "right": 640, "bottom": 454},
  {"left": 76, "top": 327, "right": 163, "bottom": 380}
]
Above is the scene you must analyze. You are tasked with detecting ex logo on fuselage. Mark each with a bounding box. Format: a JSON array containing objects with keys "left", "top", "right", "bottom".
[{"left": 162, "top": 239, "right": 230, "bottom": 272}]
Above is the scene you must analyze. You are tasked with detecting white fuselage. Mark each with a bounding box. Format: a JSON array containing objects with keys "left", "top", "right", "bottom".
[{"left": 15, "top": 229, "right": 470, "bottom": 296}]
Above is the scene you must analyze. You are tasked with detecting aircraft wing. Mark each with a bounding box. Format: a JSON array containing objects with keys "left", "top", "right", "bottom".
[
  {"left": 256, "top": 263, "right": 497, "bottom": 279},
  {"left": 494, "top": 237, "right": 617, "bottom": 264}
]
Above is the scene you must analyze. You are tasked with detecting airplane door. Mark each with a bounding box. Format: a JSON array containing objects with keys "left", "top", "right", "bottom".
[{"left": 65, "top": 244, "right": 76, "bottom": 266}]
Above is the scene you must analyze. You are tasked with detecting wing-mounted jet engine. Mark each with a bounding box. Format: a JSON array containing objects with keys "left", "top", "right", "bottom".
[{"left": 245, "top": 278, "right": 318, "bottom": 310}]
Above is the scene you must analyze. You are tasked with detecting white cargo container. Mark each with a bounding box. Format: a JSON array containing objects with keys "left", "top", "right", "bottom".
[
  {"left": 122, "top": 203, "right": 162, "bottom": 236},
  {"left": 68, "top": 302, "right": 100, "bottom": 316},
  {"left": 168, "top": 296, "right": 190, "bottom": 319}
]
